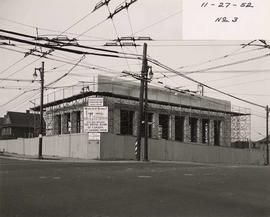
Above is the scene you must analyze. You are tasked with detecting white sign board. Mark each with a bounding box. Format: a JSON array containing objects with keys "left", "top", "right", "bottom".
[
  {"left": 88, "top": 133, "right": 101, "bottom": 141},
  {"left": 183, "top": 0, "right": 270, "bottom": 40},
  {"left": 83, "top": 107, "right": 108, "bottom": 133},
  {"left": 88, "top": 97, "right": 103, "bottom": 107}
]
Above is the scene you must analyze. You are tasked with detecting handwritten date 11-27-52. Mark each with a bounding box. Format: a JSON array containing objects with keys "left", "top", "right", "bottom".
[{"left": 201, "top": 2, "right": 254, "bottom": 8}]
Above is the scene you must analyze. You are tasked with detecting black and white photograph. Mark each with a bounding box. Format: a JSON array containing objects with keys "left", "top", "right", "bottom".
[{"left": 0, "top": 0, "right": 270, "bottom": 216}]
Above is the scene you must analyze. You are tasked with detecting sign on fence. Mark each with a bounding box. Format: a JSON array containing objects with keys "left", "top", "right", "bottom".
[
  {"left": 83, "top": 107, "right": 108, "bottom": 133},
  {"left": 88, "top": 132, "right": 101, "bottom": 141}
]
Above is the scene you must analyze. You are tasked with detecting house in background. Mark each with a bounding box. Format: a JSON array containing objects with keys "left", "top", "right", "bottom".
[{"left": 0, "top": 111, "right": 43, "bottom": 140}]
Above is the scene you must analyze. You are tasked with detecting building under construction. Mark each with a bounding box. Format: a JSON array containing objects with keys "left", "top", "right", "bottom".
[{"left": 32, "top": 75, "right": 250, "bottom": 151}]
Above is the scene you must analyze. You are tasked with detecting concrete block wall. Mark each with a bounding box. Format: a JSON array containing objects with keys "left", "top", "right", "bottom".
[
  {"left": 152, "top": 112, "right": 159, "bottom": 139},
  {"left": 184, "top": 116, "right": 191, "bottom": 142},
  {"left": 113, "top": 108, "right": 120, "bottom": 134},
  {"left": 71, "top": 111, "right": 77, "bottom": 134},
  {"left": 209, "top": 120, "right": 215, "bottom": 146},
  {"left": 170, "top": 115, "right": 175, "bottom": 141},
  {"left": 197, "top": 119, "right": 202, "bottom": 144},
  {"left": 133, "top": 111, "right": 138, "bottom": 136},
  {"left": 62, "top": 113, "right": 68, "bottom": 134}
]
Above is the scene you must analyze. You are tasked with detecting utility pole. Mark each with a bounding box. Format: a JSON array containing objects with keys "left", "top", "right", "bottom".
[
  {"left": 135, "top": 43, "right": 147, "bottom": 161},
  {"left": 266, "top": 105, "right": 269, "bottom": 165},
  {"left": 34, "top": 62, "right": 44, "bottom": 159},
  {"left": 144, "top": 60, "right": 149, "bottom": 161}
]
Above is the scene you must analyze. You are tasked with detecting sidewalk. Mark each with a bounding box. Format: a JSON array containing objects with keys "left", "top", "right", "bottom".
[
  {"left": 0, "top": 152, "right": 266, "bottom": 167},
  {"left": 0, "top": 152, "right": 138, "bottom": 163}
]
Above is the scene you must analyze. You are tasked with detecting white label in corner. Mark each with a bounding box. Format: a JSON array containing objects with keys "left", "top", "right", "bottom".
[{"left": 183, "top": 0, "right": 270, "bottom": 40}]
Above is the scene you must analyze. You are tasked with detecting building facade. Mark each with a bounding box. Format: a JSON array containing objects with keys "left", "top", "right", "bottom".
[{"left": 33, "top": 75, "right": 249, "bottom": 148}]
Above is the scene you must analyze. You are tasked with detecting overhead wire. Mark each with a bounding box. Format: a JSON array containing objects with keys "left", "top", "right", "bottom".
[
  {"left": 0, "top": 56, "right": 26, "bottom": 75},
  {"left": 0, "top": 2, "right": 138, "bottom": 111},
  {"left": 176, "top": 46, "right": 264, "bottom": 70},
  {"left": 183, "top": 49, "right": 269, "bottom": 75},
  {"left": 133, "top": 10, "right": 182, "bottom": 34},
  {"left": 0, "top": 57, "right": 42, "bottom": 85},
  {"left": 105, "top": 4, "right": 132, "bottom": 72},
  {"left": 0, "top": 16, "right": 110, "bottom": 41},
  {"left": 46, "top": 55, "right": 86, "bottom": 87},
  {"left": 148, "top": 58, "right": 266, "bottom": 109},
  {"left": 151, "top": 50, "right": 270, "bottom": 83},
  {"left": 214, "top": 77, "right": 270, "bottom": 89},
  {"left": 0, "top": 7, "right": 132, "bottom": 102},
  {"left": 125, "top": 7, "right": 142, "bottom": 68}
]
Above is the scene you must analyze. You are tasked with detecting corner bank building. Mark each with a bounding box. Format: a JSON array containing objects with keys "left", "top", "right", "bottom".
[{"left": 32, "top": 75, "right": 250, "bottom": 160}]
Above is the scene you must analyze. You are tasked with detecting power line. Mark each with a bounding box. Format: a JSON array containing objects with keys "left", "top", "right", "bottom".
[
  {"left": 148, "top": 58, "right": 266, "bottom": 109},
  {"left": 105, "top": 4, "right": 133, "bottom": 72},
  {"left": 183, "top": 51, "right": 270, "bottom": 75},
  {"left": 0, "top": 57, "right": 42, "bottom": 85},
  {"left": 0, "top": 33, "right": 140, "bottom": 59},
  {"left": 134, "top": 10, "right": 182, "bottom": 34},
  {"left": 46, "top": 53, "right": 121, "bottom": 74},
  {"left": 205, "top": 91, "right": 270, "bottom": 97},
  {"left": 0, "top": 29, "right": 141, "bottom": 56},
  {"left": 177, "top": 47, "right": 264, "bottom": 70},
  {"left": 0, "top": 78, "right": 38, "bottom": 82},
  {"left": 216, "top": 77, "right": 270, "bottom": 89},
  {"left": 151, "top": 50, "right": 270, "bottom": 83},
  {"left": 58, "top": 11, "right": 94, "bottom": 36},
  {"left": 46, "top": 55, "right": 85, "bottom": 87},
  {"left": 126, "top": 8, "right": 141, "bottom": 66},
  {"left": 0, "top": 86, "right": 38, "bottom": 90},
  {"left": 0, "top": 56, "right": 26, "bottom": 75},
  {"left": 76, "top": 19, "right": 108, "bottom": 39},
  {"left": 0, "top": 16, "right": 111, "bottom": 41},
  {"left": 0, "top": 46, "right": 28, "bottom": 55}
]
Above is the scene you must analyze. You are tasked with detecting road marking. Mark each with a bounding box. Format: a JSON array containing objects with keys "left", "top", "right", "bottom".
[
  {"left": 40, "top": 176, "right": 47, "bottom": 179},
  {"left": 138, "top": 175, "right": 152, "bottom": 178},
  {"left": 184, "top": 174, "right": 193, "bottom": 176},
  {"left": 53, "top": 177, "right": 61, "bottom": 179}
]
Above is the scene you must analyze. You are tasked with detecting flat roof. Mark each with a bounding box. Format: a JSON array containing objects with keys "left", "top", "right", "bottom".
[{"left": 31, "top": 91, "right": 249, "bottom": 117}]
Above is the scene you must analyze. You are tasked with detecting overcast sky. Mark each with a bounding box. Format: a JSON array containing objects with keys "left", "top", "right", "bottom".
[{"left": 0, "top": 0, "right": 269, "bottom": 140}]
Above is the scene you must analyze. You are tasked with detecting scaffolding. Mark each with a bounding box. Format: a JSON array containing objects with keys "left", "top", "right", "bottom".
[
  {"left": 231, "top": 106, "right": 251, "bottom": 147},
  {"left": 31, "top": 78, "right": 251, "bottom": 148}
]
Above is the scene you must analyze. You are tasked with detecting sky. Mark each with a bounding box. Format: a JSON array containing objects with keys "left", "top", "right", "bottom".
[{"left": 0, "top": 0, "right": 270, "bottom": 140}]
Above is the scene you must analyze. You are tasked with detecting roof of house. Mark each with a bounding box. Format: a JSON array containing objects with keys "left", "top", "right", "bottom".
[{"left": 3, "top": 111, "right": 41, "bottom": 128}]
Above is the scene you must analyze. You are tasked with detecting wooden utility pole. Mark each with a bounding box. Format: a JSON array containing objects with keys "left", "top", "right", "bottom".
[
  {"left": 35, "top": 62, "right": 44, "bottom": 159},
  {"left": 144, "top": 61, "right": 149, "bottom": 161},
  {"left": 135, "top": 43, "right": 148, "bottom": 161},
  {"left": 266, "top": 105, "right": 269, "bottom": 165}
]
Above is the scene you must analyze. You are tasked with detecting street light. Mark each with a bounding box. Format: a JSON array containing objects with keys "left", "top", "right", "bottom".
[{"left": 34, "top": 62, "right": 44, "bottom": 159}]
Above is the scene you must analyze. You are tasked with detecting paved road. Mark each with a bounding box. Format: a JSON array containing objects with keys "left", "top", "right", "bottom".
[{"left": 0, "top": 158, "right": 270, "bottom": 217}]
